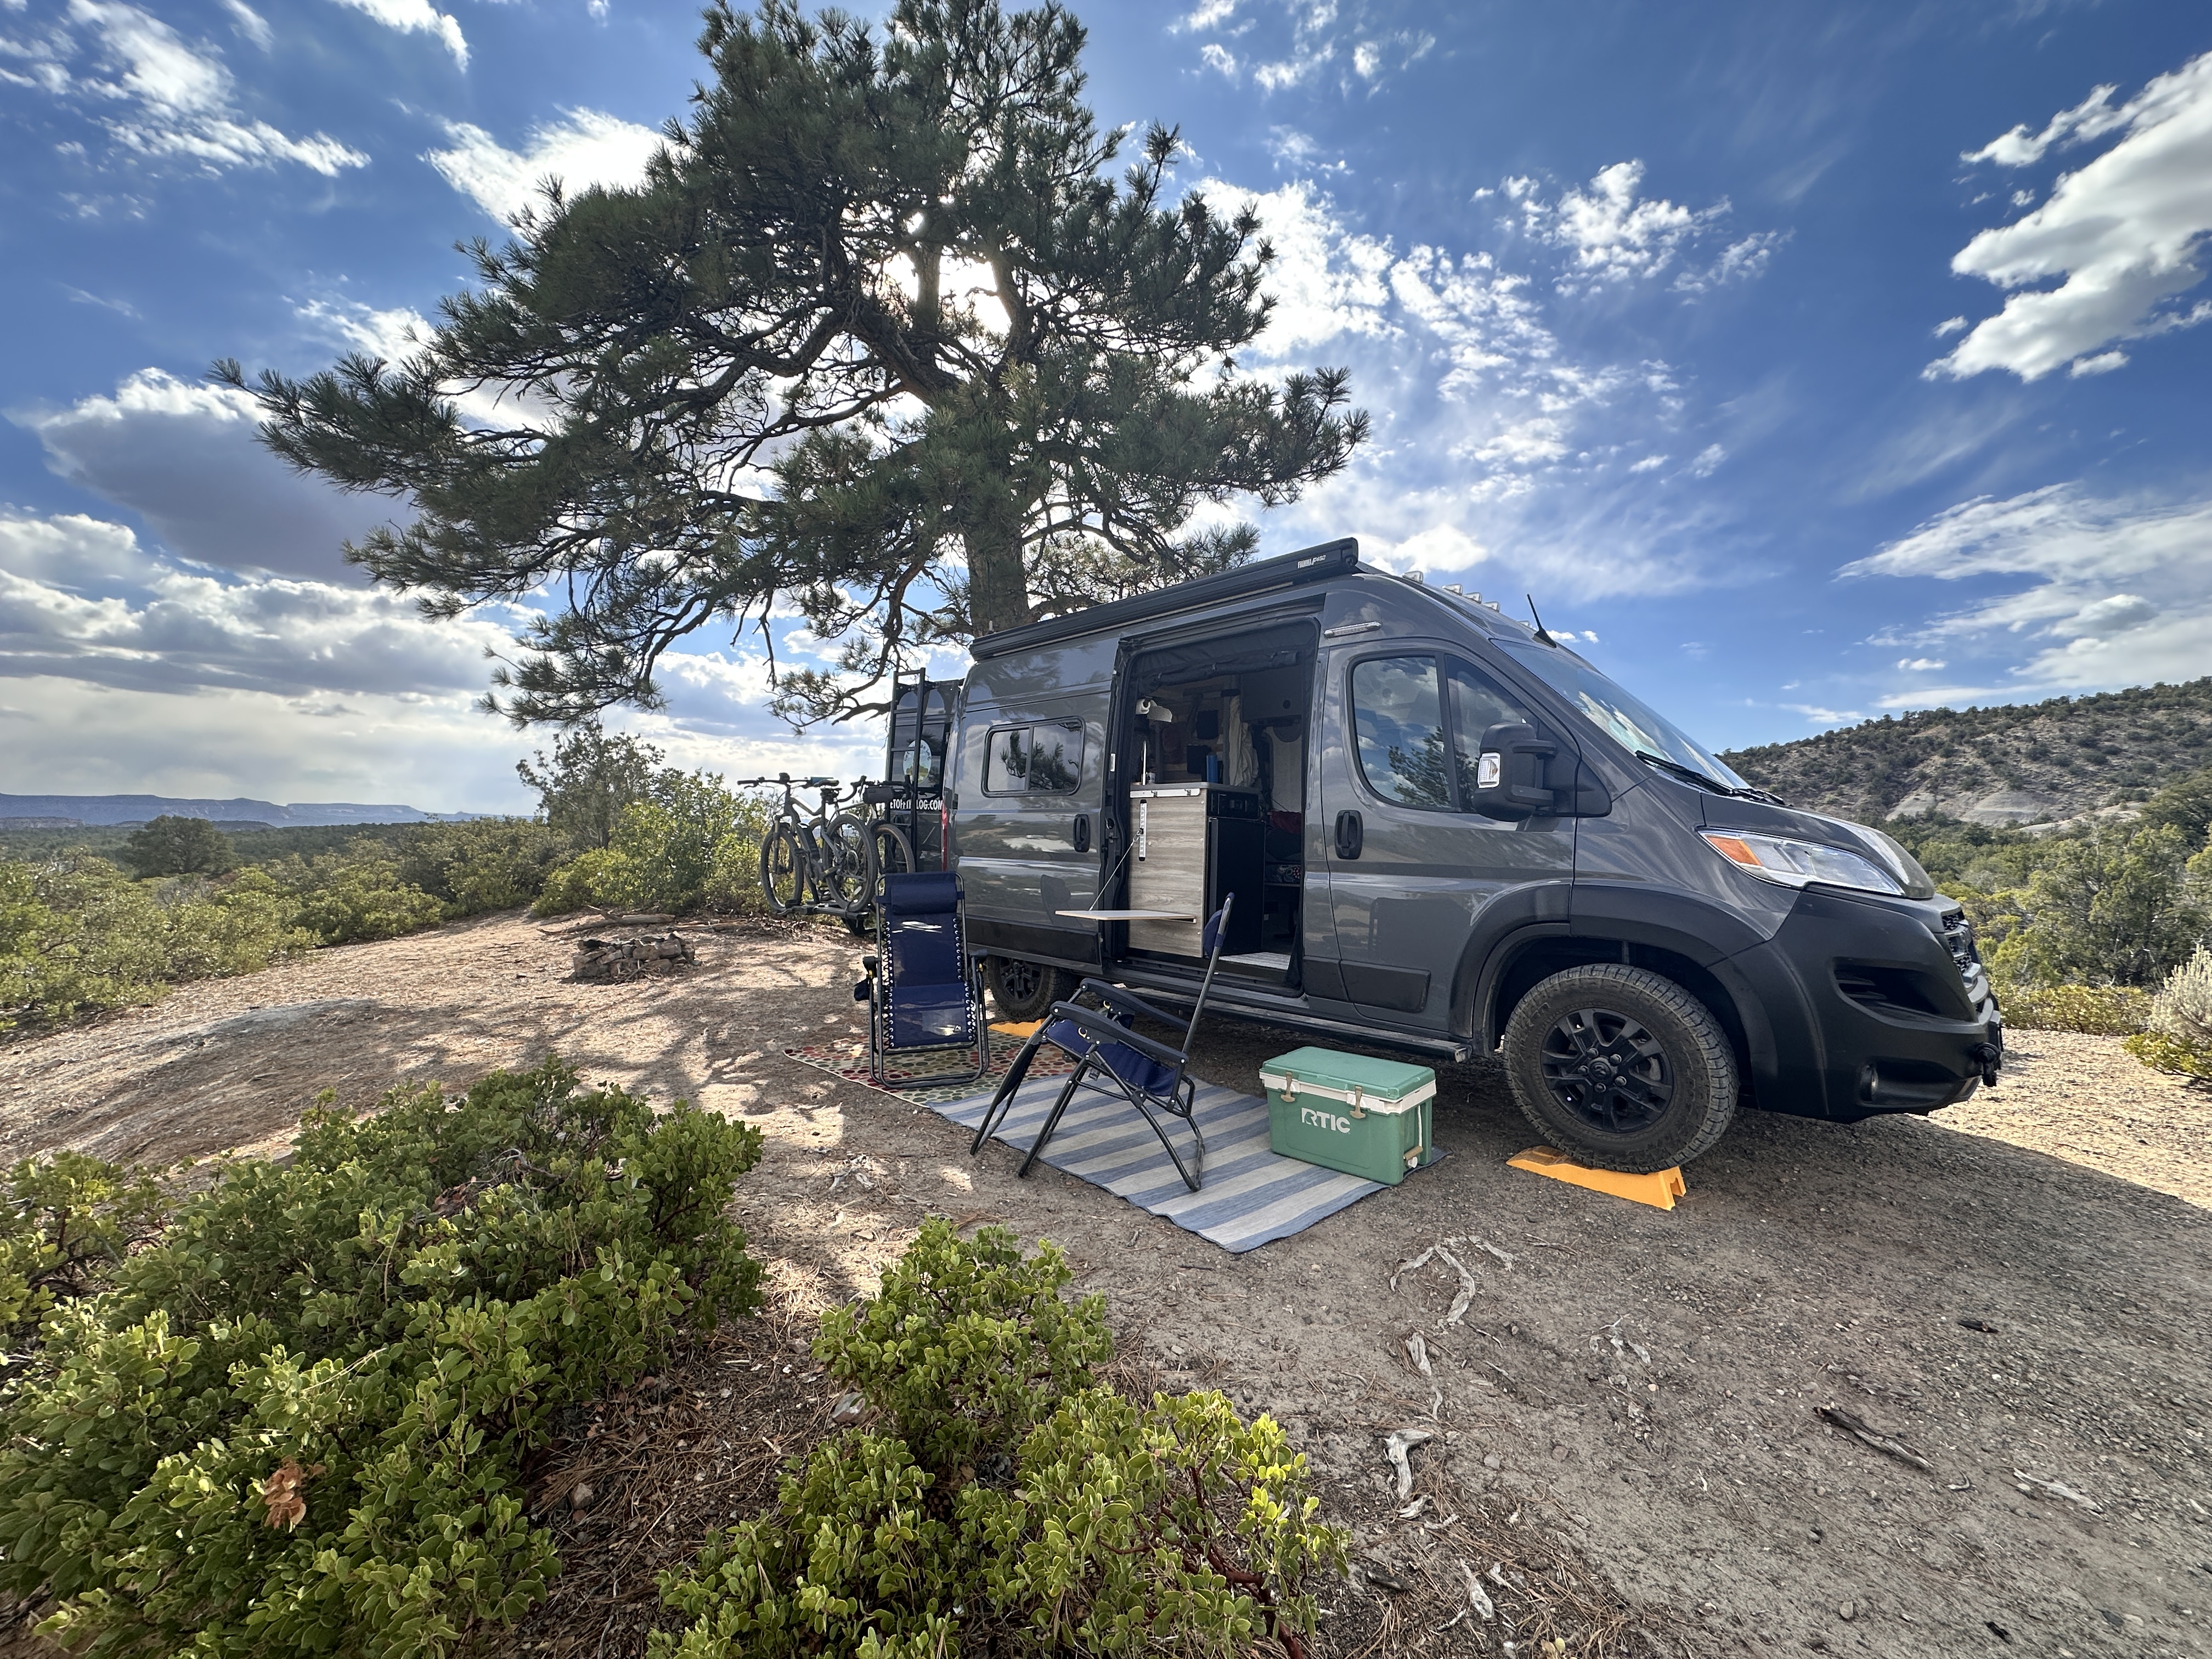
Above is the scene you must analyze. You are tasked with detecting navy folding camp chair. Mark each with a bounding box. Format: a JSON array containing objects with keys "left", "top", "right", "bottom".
[
  {"left": 854, "top": 872, "right": 987, "bottom": 1087},
  {"left": 968, "top": 895, "right": 1233, "bottom": 1193}
]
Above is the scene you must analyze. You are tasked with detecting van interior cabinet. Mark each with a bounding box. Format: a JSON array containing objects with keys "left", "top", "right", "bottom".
[{"left": 1126, "top": 785, "right": 1263, "bottom": 957}]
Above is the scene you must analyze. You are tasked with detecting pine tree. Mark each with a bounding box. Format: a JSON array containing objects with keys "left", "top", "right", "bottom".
[{"left": 217, "top": 0, "right": 1365, "bottom": 726}]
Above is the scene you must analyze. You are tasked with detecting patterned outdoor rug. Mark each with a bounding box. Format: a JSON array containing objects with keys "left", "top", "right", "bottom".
[{"left": 784, "top": 1028, "right": 1444, "bottom": 1252}]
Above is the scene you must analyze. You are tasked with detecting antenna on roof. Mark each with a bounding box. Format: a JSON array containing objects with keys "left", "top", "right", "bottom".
[{"left": 1527, "top": 594, "right": 1558, "bottom": 647}]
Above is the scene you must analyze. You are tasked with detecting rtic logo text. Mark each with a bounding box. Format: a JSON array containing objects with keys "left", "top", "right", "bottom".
[{"left": 1298, "top": 1106, "right": 1352, "bottom": 1135}]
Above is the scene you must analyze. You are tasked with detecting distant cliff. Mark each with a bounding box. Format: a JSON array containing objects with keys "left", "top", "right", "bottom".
[
  {"left": 0, "top": 794, "right": 478, "bottom": 827},
  {"left": 1720, "top": 677, "right": 2212, "bottom": 828}
]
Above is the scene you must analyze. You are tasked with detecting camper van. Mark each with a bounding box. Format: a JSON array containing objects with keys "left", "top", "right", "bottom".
[{"left": 944, "top": 538, "right": 2002, "bottom": 1172}]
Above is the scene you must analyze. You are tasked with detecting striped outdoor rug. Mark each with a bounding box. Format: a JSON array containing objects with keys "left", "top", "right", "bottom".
[{"left": 930, "top": 1070, "right": 1442, "bottom": 1255}]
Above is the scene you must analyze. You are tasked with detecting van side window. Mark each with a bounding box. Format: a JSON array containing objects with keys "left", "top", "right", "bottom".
[
  {"left": 1028, "top": 725, "right": 1082, "bottom": 792},
  {"left": 1351, "top": 657, "right": 1452, "bottom": 809},
  {"left": 983, "top": 724, "right": 1084, "bottom": 795},
  {"left": 1447, "top": 662, "right": 1534, "bottom": 806}
]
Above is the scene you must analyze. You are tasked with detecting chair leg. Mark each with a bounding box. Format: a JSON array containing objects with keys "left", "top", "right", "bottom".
[
  {"left": 970, "top": 1030, "right": 1045, "bottom": 1154},
  {"left": 1127, "top": 1090, "right": 1202, "bottom": 1193},
  {"left": 1019, "top": 1058, "right": 1090, "bottom": 1178}
]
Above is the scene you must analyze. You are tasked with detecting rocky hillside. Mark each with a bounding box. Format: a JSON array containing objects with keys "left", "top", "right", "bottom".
[{"left": 1719, "top": 676, "right": 2212, "bottom": 828}]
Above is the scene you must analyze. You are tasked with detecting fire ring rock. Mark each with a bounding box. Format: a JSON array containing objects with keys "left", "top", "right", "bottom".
[{"left": 571, "top": 932, "right": 697, "bottom": 982}]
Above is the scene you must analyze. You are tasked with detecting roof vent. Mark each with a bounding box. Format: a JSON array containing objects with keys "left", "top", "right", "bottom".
[
  {"left": 1444, "top": 583, "right": 1463, "bottom": 595},
  {"left": 1405, "top": 571, "right": 1425, "bottom": 585}
]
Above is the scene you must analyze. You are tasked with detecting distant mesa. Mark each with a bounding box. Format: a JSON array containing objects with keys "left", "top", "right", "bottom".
[{"left": 0, "top": 794, "right": 479, "bottom": 827}]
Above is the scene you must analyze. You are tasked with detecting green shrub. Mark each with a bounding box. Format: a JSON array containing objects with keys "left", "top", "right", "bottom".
[
  {"left": 394, "top": 819, "right": 569, "bottom": 916},
  {"left": 0, "top": 857, "right": 311, "bottom": 1030},
  {"left": 286, "top": 855, "right": 446, "bottom": 943},
  {"left": 1994, "top": 980, "right": 2151, "bottom": 1035},
  {"left": 0, "top": 1153, "right": 167, "bottom": 1341},
  {"left": 532, "top": 775, "right": 776, "bottom": 918},
  {"left": 0, "top": 1058, "right": 763, "bottom": 1659},
  {"left": 2126, "top": 945, "right": 2212, "bottom": 1081},
  {"left": 651, "top": 1221, "right": 1344, "bottom": 1659}
]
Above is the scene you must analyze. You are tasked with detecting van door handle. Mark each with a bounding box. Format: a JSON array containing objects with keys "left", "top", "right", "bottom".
[
  {"left": 1073, "top": 814, "right": 1091, "bottom": 853},
  {"left": 1334, "top": 809, "right": 1363, "bottom": 860}
]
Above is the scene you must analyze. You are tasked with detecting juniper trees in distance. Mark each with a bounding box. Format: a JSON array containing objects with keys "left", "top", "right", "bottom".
[{"left": 216, "top": 0, "right": 1368, "bottom": 726}]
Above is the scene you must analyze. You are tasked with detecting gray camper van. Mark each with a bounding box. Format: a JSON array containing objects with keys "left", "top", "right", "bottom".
[{"left": 947, "top": 538, "right": 2003, "bottom": 1171}]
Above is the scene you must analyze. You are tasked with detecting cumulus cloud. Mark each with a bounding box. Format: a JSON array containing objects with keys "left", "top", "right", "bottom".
[
  {"left": 5, "top": 0, "right": 367, "bottom": 175},
  {"left": 0, "top": 509, "right": 511, "bottom": 699},
  {"left": 1844, "top": 484, "right": 2212, "bottom": 690},
  {"left": 325, "top": 0, "right": 463, "bottom": 65},
  {"left": 1931, "top": 49, "right": 2212, "bottom": 381},
  {"left": 425, "top": 108, "right": 663, "bottom": 223},
  {"left": 16, "top": 369, "right": 401, "bottom": 580}
]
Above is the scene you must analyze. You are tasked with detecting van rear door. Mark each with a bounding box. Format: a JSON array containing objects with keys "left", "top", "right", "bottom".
[{"left": 1314, "top": 646, "right": 1576, "bottom": 1028}]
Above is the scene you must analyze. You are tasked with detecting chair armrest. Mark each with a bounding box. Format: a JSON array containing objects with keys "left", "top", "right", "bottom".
[
  {"left": 1074, "top": 979, "right": 1180, "bottom": 1028},
  {"left": 1047, "top": 1002, "right": 1186, "bottom": 1068}
]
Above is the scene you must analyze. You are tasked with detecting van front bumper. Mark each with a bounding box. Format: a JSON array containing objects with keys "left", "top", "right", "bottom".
[{"left": 1733, "top": 887, "right": 2002, "bottom": 1122}]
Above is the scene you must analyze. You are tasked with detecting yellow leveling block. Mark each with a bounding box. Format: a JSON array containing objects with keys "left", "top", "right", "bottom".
[
  {"left": 1508, "top": 1146, "right": 1686, "bottom": 1211},
  {"left": 990, "top": 1020, "right": 1045, "bottom": 1038}
]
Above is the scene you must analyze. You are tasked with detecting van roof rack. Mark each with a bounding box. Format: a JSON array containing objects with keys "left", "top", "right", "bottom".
[{"left": 969, "top": 538, "right": 1361, "bottom": 660}]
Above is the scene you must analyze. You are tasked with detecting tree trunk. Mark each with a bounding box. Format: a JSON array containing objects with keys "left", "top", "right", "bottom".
[{"left": 964, "top": 484, "right": 1032, "bottom": 637}]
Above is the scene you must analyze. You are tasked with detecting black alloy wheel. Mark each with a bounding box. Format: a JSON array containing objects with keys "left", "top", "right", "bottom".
[
  {"left": 1501, "top": 963, "right": 1739, "bottom": 1172},
  {"left": 1539, "top": 1006, "right": 1674, "bottom": 1135}
]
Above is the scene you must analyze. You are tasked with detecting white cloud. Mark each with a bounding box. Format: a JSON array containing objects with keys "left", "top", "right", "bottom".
[
  {"left": 1933, "top": 315, "right": 1968, "bottom": 337},
  {"left": 0, "top": 508, "right": 513, "bottom": 699},
  {"left": 220, "top": 0, "right": 269, "bottom": 50},
  {"left": 325, "top": 0, "right": 463, "bottom": 65},
  {"left": 18, "top": 368, "right": 401, "bottom": 579},
  {"left": 1198, "top": 41, "right": 1234, "bottom": 77},
  {"left": 1932, "top": 49, "right": 2212, "bottom": 381},
  {"left": 1896, "top": 657, "right": 1946, "bottom": 671},
  {"left": 1844, "top": 484, "right": 2212, "bottom": 690},
  {"left": 425, "top": 107, "right": 662, "bottom": 223},
  {"left": 1689, "top": 443, "right": 1727, "bottom": 477},
  {"left": 11, "top": 0, "right": 366, "bottom": 176},
  {"left": 1204, "top": 178, "right": 1396, "bottom": 354},
  {"left": 1782, "top": 702, "right": 1864, "bottom": 725},
  {"left": 1503, "top": 161, "right": 1773, "bottom": 297},
  {"left": 2068, "top": 348, "right": 2128, "bottom": 376}
]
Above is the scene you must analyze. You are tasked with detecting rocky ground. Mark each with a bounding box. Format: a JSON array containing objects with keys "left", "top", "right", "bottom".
[{"left": 3, "top": 910, "right": 2209, "bottom": 1658}]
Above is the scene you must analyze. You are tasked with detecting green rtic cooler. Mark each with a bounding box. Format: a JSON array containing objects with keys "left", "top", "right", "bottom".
[{"left": 1260, "top": 1047, "right": 1437, "bottom": 1185}]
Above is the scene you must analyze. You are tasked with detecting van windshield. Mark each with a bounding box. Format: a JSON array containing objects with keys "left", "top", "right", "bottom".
[{"left": 1492, "top": 639, "right": 1750, "bottom": 791}]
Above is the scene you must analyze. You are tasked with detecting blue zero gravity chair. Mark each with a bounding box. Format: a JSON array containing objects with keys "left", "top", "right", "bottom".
[
  {"left": 854, "top": 871, "right": 988, "bottom": 1087},
  {"left": 968, "top": 895, "right": 1234, "bottom": 1194}
]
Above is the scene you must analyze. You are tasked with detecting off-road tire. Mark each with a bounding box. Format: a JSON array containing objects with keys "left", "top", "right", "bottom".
[
  {"left": 1501, "top": 963, "right": 1739, "bottom": 1172},
  {"left": 988, "top": 957, "right": 1073, "bottom": 1024}
]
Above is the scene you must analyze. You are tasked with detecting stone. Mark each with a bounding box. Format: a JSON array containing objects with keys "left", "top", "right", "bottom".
[{"left": 571, "top": 932, "right": 697, "bottom": 982}]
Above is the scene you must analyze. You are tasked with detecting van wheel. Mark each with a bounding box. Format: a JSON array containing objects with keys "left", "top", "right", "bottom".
[
  {"left": 1501, "top": 964, "right": 1737, "bottom": 1172},
  {"left": 988, "top": 957, "right": 1071, "bottom": 1023}
]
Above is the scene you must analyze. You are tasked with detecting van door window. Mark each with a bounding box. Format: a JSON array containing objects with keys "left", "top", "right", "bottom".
[
  {"left": 1350, "top": 657, "right": 1451, "bottom": 809},
  {"left": 1447, "top": 662, "right": 1536, "bottom": 805}
]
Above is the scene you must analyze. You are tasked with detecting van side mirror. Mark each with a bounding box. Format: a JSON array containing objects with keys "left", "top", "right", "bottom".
[{"left": 1470, "top": 723, "right": 1559, "bottom": 820}]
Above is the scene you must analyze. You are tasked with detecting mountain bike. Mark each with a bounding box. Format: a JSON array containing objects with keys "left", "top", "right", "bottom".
[{"left": 741, "top": 775, "right": 873, "bottom": 923}]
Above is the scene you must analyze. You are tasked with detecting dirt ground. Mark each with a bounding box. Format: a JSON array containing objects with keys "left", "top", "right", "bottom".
[{"left": 4, "top": 910, "right": 2209, "bottom": 1659}]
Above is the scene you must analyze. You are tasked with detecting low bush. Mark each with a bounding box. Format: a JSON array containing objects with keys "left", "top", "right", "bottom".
[
  {"left": 651, "top": 1221, "right": 1344, "bottom": 1659},
  {"left": 0, "top": 856, "right": 311, "bottom": 1030},
  {"left": 1994, "top": 980, "right": 2151, "bottom": 1035},
  {"left": 285, "top": 854, "right": 448, "bottom": 944},
  {"left": 532, "top": 775, "right": 776, "bottom": 918},
  {"left": 2126, "top": 945, "right": 2212, "bottom": 1082},
  {"left": 0, "top": 1152, "right": 166, "bottom": 1343},
  {"left": 0, "top": 1058, "right": 763, "bottom": 1658}
]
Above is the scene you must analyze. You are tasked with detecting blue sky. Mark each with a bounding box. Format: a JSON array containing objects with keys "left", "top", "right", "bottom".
[{"left": 3, "top": 0, "right": 2208, "bottom": 812}]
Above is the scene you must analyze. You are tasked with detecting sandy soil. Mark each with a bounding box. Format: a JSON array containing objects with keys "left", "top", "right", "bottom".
[{"left": 4, "top": 911, "right": 2209, "bottom": 1659}]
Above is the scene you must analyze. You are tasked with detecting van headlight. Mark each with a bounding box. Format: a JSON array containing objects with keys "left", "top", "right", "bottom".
[{"left": 1700, "top": 830, "right": 1904, "bottom": 896}]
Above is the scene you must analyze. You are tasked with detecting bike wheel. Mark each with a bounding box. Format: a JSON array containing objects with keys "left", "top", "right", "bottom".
[
  {"left": 870, "top": 821, "right": 915, "bottom": 883},
  {"left": 759, "top": 823, "right": 806, "bottom": 916},
  {"left": 816, "top": 812, "right": 873, "bottom": 915}
]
